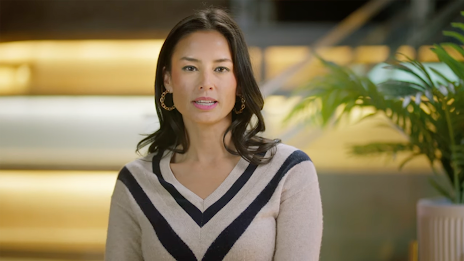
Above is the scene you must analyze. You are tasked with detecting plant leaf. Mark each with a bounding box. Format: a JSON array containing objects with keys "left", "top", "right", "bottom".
[
  {"left": 350, "top": 142, "right": 413, "bottom": 156},
  {"left": 441, "top": 42, "right": 464, "bottom": 58},
  {"left": 429, "top": 67, "right": 453, "bottom": 84},
  {"left": 407, "top": 57, "right": 435, "bottom": 88},
  {"left": 399, "top": 153, "right": 421, "bottom": 170},
  {"left": 352, "top": 111, "right": 378, "bottom": 125},
  {"left": 378, "top": 80, "right": 426, "bottom": 98},
  {"left": 451, "top": 22, "right": 464, "bottom": 32},
  {"left": 431, "top": 44, "right": 464, "bottom": 80},
  {"left": 452, "top": 144, "right": 464, "bottom": 167},
  {"left": 428, "top": 176, "right": 453, "bottom": 201},
  {"left": 383, "top": 63, "right": 433, "bottom": 89},
  {"left": 443, "top": 31, "right": 464, "bottom": 44}
]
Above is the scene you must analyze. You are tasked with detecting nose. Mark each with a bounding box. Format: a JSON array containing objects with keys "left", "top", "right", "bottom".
[{"left": 199, "top": 70, "right": 214, "bottom": 90}]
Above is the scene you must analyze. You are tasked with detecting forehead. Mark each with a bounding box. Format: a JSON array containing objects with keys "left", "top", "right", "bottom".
[{"left": 172, "top": 30, "right": 232, "bottom": 59}]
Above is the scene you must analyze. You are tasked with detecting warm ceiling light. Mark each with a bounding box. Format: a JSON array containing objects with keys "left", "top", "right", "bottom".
[{"left": 354, "top": 45, "right": 390, "bottom": 64}]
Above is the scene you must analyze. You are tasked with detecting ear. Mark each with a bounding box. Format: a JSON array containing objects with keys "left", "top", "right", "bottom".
[
  {"left": 236, "top": 86, "right": 241, "bottom": 96},
  {"left": 163, "top": 67, "right": 173, "bottom": 93}
]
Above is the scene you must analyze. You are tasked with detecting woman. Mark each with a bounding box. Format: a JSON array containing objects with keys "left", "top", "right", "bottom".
[{"left": 105, "top": 8, "right": 323, "bottom": 261}]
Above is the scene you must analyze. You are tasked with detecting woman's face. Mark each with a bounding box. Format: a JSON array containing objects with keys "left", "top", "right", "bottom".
[{"left": 164, "top": 30, "right": 237, "bottom": 127}]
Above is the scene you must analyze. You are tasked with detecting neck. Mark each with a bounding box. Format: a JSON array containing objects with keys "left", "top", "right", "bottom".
[{"left": 174, "top": 116, "right": 236, "bottom": 164}]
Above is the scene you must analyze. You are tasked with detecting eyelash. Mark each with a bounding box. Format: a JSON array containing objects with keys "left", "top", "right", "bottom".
[
  {"left": 215, "top": 67, "right": 230, "bottom": 72},
  {"left": 183, "top": 66, "right": 197, "bottom": 71},
  {"left": 182, "top": 66, "right": 230, "bottom": 72}
]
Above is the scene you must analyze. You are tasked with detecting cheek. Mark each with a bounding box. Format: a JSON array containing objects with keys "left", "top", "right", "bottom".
[
  {"left": 225, "top": 75, "right": 238, "bottom": 108},
  {"left": 228, "top": 75, "right": 237, "bottom": 96},
  {"left": 170, "top": 71, "right": 191, "bottom": 101},
  {"left": 170, "top": 70, "right": 186, "bottom": 90}
]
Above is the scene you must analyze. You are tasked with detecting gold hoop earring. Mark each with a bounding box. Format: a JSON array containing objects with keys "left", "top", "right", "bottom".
[
  {"left": 160, "top": 90, "right": 175, "bottom": 111},
  {"left": 233, "top": 95, "right": 245, "bottom": 114}
]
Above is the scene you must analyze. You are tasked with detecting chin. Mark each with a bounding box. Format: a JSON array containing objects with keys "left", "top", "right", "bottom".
[
  {"left": 193, "top": 118, "right": 223, "bottom": 125},
  {"left": 189, "top": 114, "right": 232, "bottom": 126}
]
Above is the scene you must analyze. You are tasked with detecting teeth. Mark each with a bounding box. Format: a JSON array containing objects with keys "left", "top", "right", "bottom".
[{"left": 195, "top": 100, "right": 215, "bottom": 105}]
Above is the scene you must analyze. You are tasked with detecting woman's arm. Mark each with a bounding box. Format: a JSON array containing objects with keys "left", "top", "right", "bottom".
[
  {"left": 274, "top": 160, "right": 323, "bottom": 260},
  {"left": 105, "top": 181, "right": 143, "bottom": 261}
]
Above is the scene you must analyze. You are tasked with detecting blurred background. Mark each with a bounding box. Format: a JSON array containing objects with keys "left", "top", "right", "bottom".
[{"left": 1, "top": 0, "right": 463, "bottom": 260}]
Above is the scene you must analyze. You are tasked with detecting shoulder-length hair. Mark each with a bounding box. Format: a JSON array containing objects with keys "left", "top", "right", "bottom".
[{"left": 137, "top": 8, "right": 280, "bottom": 165}]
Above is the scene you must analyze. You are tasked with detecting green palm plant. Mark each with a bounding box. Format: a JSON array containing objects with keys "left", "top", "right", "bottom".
[{"left": 288, "top": 12, "right": 464, "bottom": 204}]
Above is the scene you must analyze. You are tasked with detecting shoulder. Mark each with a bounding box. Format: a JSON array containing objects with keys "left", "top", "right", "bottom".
[
  {"left": 112, "top": 152, "right": 161, "bottom": 201},
  {"left": 268, "top": 143, "right": 318, "bottom": 200},
  {"left": 273, "top": 143, "right": 312, "bottom": 162},
  {"left": 265, "top": 143, "right": 316, "bottom": 180},
  {"left": 116, "top": 153, "right": 159, "bottom": 186},
  {"left": 126, "top": 153, "right": 155, "bottom": 172}
]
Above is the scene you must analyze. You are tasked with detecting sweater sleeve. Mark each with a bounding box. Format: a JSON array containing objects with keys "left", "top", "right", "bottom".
[
  {"left": 273, "top": 160, "right": 323, "bottom": 261},
  {"left": 105, "top": 180, "right": 143, "bottom": 261}
]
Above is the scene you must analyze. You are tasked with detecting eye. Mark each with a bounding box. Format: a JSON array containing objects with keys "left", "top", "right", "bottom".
[
  {"left": 215, "top": 67, "right": 230, "bottom": 73},
  {"left": 182, "top": 66, "right": 197, "bottom": 71}
]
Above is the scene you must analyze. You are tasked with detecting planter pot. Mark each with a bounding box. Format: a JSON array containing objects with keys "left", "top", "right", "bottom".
[{"left": 417, "top": 197, "right": 464, "bottom": 261}]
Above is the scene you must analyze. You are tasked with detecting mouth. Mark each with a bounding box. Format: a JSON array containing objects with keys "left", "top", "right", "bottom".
[
  {"left": 193, "top": 100, "right": 217, "bottom": 105},
  {"left": 192, "top": 98, "right": 218, "bottom": 110}
]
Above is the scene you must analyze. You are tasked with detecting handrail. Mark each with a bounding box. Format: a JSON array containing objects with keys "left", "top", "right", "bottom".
[
  {"left": 406, "top": 0, "right": 464, "bottom": 47},
  {"left": 260, "top": 0, "right": 394, "bottom": 97}
]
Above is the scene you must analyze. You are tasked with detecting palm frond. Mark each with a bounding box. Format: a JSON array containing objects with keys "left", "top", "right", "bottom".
[
  {"left": 429, "top": 176, "right": 454, "bottom": 201},
  {"left": 289, "top": 59, "right": 382, "bottom": 127},
  {"left": 287, "top": 17, "right": 464, "bottom": 202},
  {"left": 383, "top": 63, "right": 433, "bottom": 89},
  {"left": 441, "top": 42, "right": 464, "bottom": 58},
  {"left": 352, "top": 111, "right": 378, "bottom": 125},
  {"left": 283, "top": 96, "right": 318, "bottom": 124},
  {"left": 451, "top": 22, "right": 464, "bottom": 32},
  {"left": 429, "top": 67, "right": 454, "bottom": 85},
  {"left": 443, "top": 31, "right": 464, "bottom": 44},
  {"left": 350, "top": 142, "right": 414, "bottom": 156},
  {"left": 452, "top": 144, "right": 464, "bottom": 168},
  {"left": 406, "top": 56, "right": 436, "bottom": 89},
  {"left": 377, "top": 80, "right": 427, "bottom": 98},
  {"left": 399, "top": 153, "right": 422, "bottom": 170},
  {"left": 431, "top": 44, "right": 464, "bottom": 80}
]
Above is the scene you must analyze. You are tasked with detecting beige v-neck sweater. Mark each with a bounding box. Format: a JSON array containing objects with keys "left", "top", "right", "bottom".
[{"left": 105, "top": 143, "right": 323, "bottom": 260}]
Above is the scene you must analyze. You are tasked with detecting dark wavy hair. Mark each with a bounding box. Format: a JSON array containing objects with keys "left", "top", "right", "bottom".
[{"left": 137, "top": 8, "right": 280, "bottom": 165}]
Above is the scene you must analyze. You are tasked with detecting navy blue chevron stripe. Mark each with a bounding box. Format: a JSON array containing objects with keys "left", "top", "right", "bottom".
[
  {"left": 151, "top": 153, "right": 203, "bottom": 226},
  {"left": 118, "top": 167, "right": 197, "bottom": 261},
  {"left": 151, "top": 151, "right": 261, "bottom": 227},
  {"left": 202, "top": 150, "right": 311, "bottom": 261},
  {"left": 202, "top": 161, "right": 259, "bottom": 225}
]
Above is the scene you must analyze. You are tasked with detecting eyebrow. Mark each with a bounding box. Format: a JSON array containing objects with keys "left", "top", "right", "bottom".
[{"left": 180, "top": 57, "right": 232, "bottom": 63}]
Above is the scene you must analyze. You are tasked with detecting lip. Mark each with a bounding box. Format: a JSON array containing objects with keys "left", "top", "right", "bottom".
[
  {"left": 193, "top": 97, "right": 217, "bottom": 102},
  {"left": 192, "top": 97, "right": 218, "bottom": 110}
]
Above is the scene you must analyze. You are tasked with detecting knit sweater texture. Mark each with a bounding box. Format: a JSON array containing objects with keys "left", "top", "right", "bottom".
[{"left": 105, "top": 143, "right": 323, "bottom": 260}]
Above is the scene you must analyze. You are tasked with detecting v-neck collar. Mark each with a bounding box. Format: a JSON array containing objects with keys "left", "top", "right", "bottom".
[
  {"left": 152, "top": 149, "right": 264, "bottom": 227},
  {"left": 159, "top": 150, "right": 250, "bottom": 209}
]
